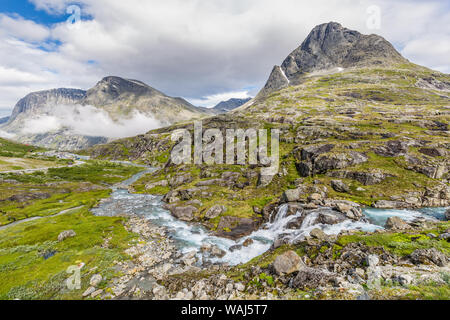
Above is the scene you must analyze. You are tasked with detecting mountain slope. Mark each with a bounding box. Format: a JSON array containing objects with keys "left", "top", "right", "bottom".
[
  {"left": 1, "top": 77, "right": 208, "bottom": 150},
  {"left": 212, "top": 98, "right": 252, "bottom": 113},
  {"left": 258, "top": 22, "right": 407, "bottom": 97}
]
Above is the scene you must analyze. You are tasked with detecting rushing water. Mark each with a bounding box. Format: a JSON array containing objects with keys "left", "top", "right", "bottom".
[{"left": 92, "top": 168, "right": 448, "bottom": 266}]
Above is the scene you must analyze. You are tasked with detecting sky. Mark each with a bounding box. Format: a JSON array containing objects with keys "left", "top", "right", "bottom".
[{"left": 0, "top": 0, "right": 449, "bottom": 117}]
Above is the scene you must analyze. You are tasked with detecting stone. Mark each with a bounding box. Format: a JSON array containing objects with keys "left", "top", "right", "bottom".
[
  {"left": 308, "top": 193, "right": 322, "bottom": 201},
  {"left": 281, "top": 188, "right": 302, "bottom": 203},
  {"left": 384, "top": 216, "right": 410, "bottom": 230},
  {"left": 395, "top": 274, "right": 414, "bottom": 286},
  {"left": 445, "top": 209, "right": 450, "bottom": 221},
  {"left": 331, "top": 180, "right": 350, "bottom": 193},
  {"left": 169, "top": 205, "right": 197, "bottom": 222},
  {"left": 365, "top": 254, "right": 379, "bottom": 268},
  {"left": 235, "top": 283, "right": 245, "bottom": 292},
  {"left": 373, "top": 200, "right": 408, "bottom": 209},
  {"left": 205, "top": 205, "right": 227, "bottom": 219},
  {"left": 57, "top": 230, "right": 76, "bottom": 242},
  {"left": 89, "top": 274, "right": 103, "bottom": 287},
  {"left": 210, "top": 245, "right": 226, "bottom": 258},
  {"left": 292, "top": 267, "right": 334, "bottom": 289},
  {"left": 272, "top": 250, "right": 303, "bottom": 276},
  {"left": 82, "top": 286, "right": 96, "bottom": 297},
  {"left": 91, "top": 289, "right": 103, "bottom": 298},
  {"left": 243, "top": 238, "right": 254, "bottom": 247},
  {"left": 410, "top": 248, "right": 447, "bottom": 267}
]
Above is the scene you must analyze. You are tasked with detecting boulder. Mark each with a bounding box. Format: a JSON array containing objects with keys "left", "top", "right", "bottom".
[
  {"left": 58, "top": 230, "right": 76, "bottom": 242},
  {"left": 205, "top": 205, "right": 227, "bottom": 219},
  {"left": 410, "top": 248, "right": 447, "bottom": 267},
  {"left": 243, "top": 238, "right": 254, "bottom": 247},
  {"left": 210, "top": 245, "right": 226, "bottom": 258},
  {"left": 331, "top": 180, "right": 350, "bottom": 193},
  {"left": 169, "top": 173, "right": 192, "bottom": 187},
  {"left": 292, "top": 267, "right": 335, "bottom": 289},
  {"left": 445, "top": 209, "right": 450, "bottom": 221},
  {"left": 384, "top": 216, "right": 410, "bottom": 230},
  {"left": 309, "top": 228, "right": 327, "bottom": 241},
  {"left": 373, "top": 200, "right": 408, "bottom": 209},
  {"left": 272, "top": 250, "right": 303, "bottom": 276},
  {"left": 89, "top": 274, "right": 103, "bottom": 287},
  {"left": 281, "top": 188, "right": 302, "bottom": 203}
]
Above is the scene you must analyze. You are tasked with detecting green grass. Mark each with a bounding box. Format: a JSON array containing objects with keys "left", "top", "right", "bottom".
[{"left": 0, "top": 204, "right": 136, "bottom": 299}]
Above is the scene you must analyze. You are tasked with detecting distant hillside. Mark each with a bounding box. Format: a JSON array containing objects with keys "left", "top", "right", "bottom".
[{"left": 212, "top": 98, "right": 252, "bottom": 113}]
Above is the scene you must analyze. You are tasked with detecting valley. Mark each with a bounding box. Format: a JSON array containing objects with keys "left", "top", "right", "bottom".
[{"left": 0, "top": 22, "right": 448, "bottom": 301}]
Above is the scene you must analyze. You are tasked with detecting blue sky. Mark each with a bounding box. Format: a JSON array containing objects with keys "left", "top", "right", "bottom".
[{"left": 0, "top": 0, "right": 448, "bottom": 117}]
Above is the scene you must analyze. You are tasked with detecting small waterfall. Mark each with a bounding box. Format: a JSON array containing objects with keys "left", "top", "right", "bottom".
[{"left": 91, "top": 168, "right": 447, "bottom": 266}]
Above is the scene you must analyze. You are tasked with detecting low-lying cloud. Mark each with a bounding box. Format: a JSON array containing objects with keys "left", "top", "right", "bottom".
[{"left": 21, "top": 104, "right": 162, "bottom": 138}]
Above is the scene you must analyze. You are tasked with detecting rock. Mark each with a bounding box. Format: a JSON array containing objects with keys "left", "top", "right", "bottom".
[
  {"left": 243, "top": 238, "right": 254, "bottom": 247},
  {"left": 445, "top": 209, "right": 450, "bottom": 221},
  {"left": 91, "top": 289, "right": 103, "bottom": 298},
  {"left": 374, "top": 140, "right": 409, "bottom": 157},
  {"left": 418, "top": 148, "right": 446, "bottom": 157},
  {"left": 82, "top": 286, "right": 96, "bottom": 297},
  {"left": 257, "top": 174, "right": 274, "bottom": 187},
  {"left": 410, "top": 248, "right": 447, "bottom": 267},
  {"left": 395, "top": 274, "right": 414, "bottom": 286},
  {"left": 89, "top": 274, "right": 103, "bottom": 287},
  {"left": 365, "top": 254, "right": 379, "bottom": 268},
  {"left": 168, "top": 205, "right": 197, "bottom": 222},
  {"left": 235, "top": 282, "right": 245, "bottom": 292},
  {"left": 384, "top": 216, "right": 410, "bottom": 230},
  {"left": 331, "top": 180, "right": 350, "bottom": 193},
  {"left": 272, "top": 250, "right": 303, "bottom": 276},
  {"left": 57, "top": 230, "right": 76, "bottom": 242},
  {"left": 210, "top": 245, "right": 226, "bottom": 258},
  {"left": 281, "top": 188, "right": 302, "bottom": 203},
  {"left": 310, "top": 228, "right": 327, "bottom": 241},
  {"left": 292, "top": 267, "right": 334, "bottom": 289},
  {"left": 215, "top": 216, "right": 261, "bottom": 240},
  {"left": 308, "top": 193, "right": 322, "bottom": 201},
  {"left": 169, "top": 173, "right": 192, "bottom": 187},
  {"left": 200, "top": 243, "right": 212, "bottom": 253},
  {"left": 439, "top": 233, "right": 450, "bottom": 240},
  {"left": 205, "top": 205, "right": 227, "bottom": 219},
  {"left": 373, "top": 200, "right": 408, "bottom": 209}
]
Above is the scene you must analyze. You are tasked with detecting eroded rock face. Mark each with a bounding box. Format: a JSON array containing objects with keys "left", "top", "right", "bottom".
[{"left": 272, "top": 250, "right": 304, "bottom": 276}]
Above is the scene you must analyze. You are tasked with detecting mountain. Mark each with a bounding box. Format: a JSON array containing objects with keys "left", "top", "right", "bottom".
[
  {"left": 0, "top": 77, "right": 208, "bottom": 150},
  {"left": 212, "top": 98, "right": 252, "bottom": 113},
  {"left": 258, "top": 22, "right": 407, "bottom": 97},
  {"left": 0, "top": 116, "right": 9, "bottom": 125},
  {"left": 87, "top": 22, "right": 450, "bottom": 242}
]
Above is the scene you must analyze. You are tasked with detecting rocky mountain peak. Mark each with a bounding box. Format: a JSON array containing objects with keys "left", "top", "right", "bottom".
[{"left": 259, "top": 22, "right": 407, "bottom": 96}]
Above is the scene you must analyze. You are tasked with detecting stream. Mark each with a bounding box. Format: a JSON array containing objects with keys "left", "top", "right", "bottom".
[{"left": 91, "top": 168, "right": 448, "bottom": 266}]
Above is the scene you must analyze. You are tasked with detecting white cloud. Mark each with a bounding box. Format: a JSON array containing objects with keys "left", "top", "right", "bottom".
[
  {"left": 188, "top": 91, "right": 251, "bottom": 108},
  {"left": 21, "top": 104, "right": 162, "bottom": 138},
  {"left": 0, "top": 13, "right": 50, "bottom": 42}
]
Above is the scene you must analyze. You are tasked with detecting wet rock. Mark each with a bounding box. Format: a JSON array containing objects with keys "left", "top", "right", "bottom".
[
  {"left": 272, "top": 250, "right": 303, "bottom": 276},
  {"left": 205, "top": 205, "right": 227, "bottom": 219},
  {"left": 318, "top": 210, "right": 346, "bottom": 225},
  {"left": 310, "top": 228, "right": 327, "bottom": 241},
  {"left": 210, "top": 245, "right": 226, "bottom": 258},
  {"left": 90, "top": 274, "right": 103, "bottom": 287},
  {"left": 57, "top": 230, "right": 76, "bottom": 242},
  {"left": 331, "top": 180, "right": 350, "bottom": 193},
  {"left": 410, "top": 248, "right": 447, "bottom": 267},
  {"left": 384, "top": 217, "right": 410, "bottom": 230},
  {"left": 327, "top": 170, "right": 392, "bottom": 185}
]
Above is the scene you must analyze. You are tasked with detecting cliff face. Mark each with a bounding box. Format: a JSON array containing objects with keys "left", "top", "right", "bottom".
[{"left": 259, "top": 22, "right": 407, "bottom": 97}]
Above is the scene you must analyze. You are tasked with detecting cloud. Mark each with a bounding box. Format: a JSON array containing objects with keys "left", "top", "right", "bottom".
[
  {"left": 0, "top": 130, "right": 16, "bottom": 140},
  {"left": 188, "top": 90, "right": 252, "bottom": 108},
  {"left": 0, "top": 0, "right": 449, "bottom": 117},
  {"left": 21, "top": 104, "right": 162, "bottom": 138}
]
